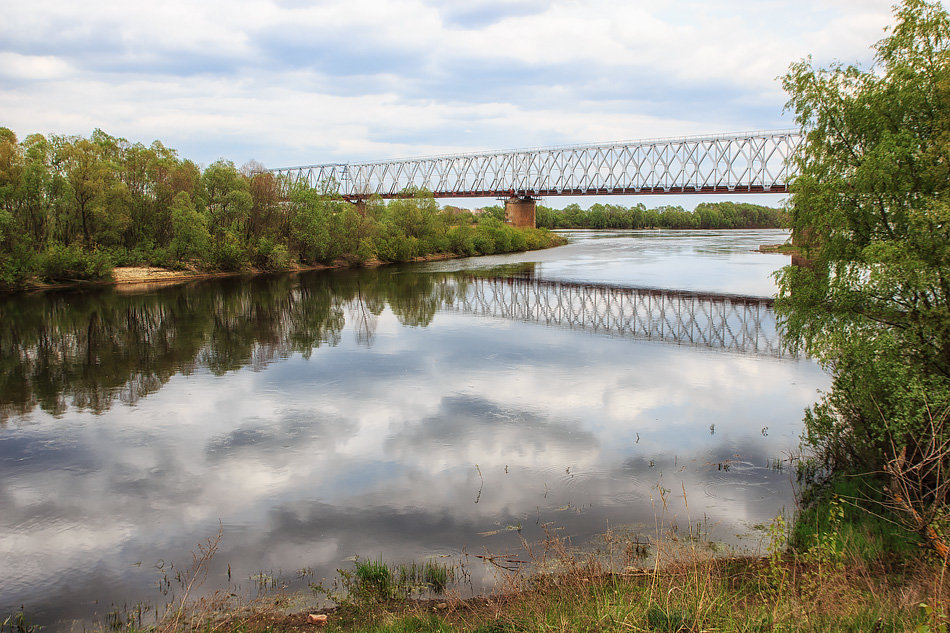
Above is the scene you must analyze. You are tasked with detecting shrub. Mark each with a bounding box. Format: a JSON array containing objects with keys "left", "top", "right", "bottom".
[
  {"left": 373, "top": 226, "right": 415, "bottom": 262},
  {"left": 37, "top": 243, "right": 113, "bottom": 282},
  {"left": 209, "top": 231, "right": 248, "bottom": 271},
  {"left": 253, "top": 237, "right": 292, "bottom": 271},
  {"left": 447, "top": 225, "right": 477, "bottom": 256}
]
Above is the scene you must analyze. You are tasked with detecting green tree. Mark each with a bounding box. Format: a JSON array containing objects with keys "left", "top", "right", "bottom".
[
  {"left": 55, "top": 137, "right": 110, "bottom": 245},
  {"left": 776, "top": 0, "right": 950, "bottom": 478},
  {"left": 290, "top": 188, "right": 345, "bottom": 264},
  {"left": 16, "top": 134, "right": 56, "bottom": 245},
  {"left": 246, "top": 168, "right": 283, "bottom": 242},
  {"left": 169, "top": 192, "right": 210, "bottom": 264},
  {"left": 201, "top": 159, "right": 252, "bottom": 236},
  {"left": 200, "top": 160, "right": 252, "bottom": 269}
]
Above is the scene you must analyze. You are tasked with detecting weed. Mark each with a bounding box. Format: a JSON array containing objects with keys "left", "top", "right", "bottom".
[
  {"left": 765, "top": 512, "right": 789, "bottom": 597},
  {"left": 0, "top": 612, "right": 36, "bottom": 633},
  {"left": 315, "top": 556, "right": 459, "bottom": 608},
  {"left": 397, "top": 561, "right": 453, "bottom": 593},
  {"left": 470, "top": 622, "right": 517, "bottom": 633},
  {"left": 646, "top": 604, "right": 693, "bottom": 632},
  {"left": 792, "top": 474, "right": 922, "bottom": 562},
  {"left": 356, "top": 558, "right": 395, "bottom": 600}
]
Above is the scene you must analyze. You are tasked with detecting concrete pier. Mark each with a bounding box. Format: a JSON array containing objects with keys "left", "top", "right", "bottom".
[{"left": 504, "top": 196, "right": 536, "bottom": 228}]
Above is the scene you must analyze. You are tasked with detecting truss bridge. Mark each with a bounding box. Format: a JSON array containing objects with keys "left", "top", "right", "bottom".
[
  {"left": 272, "top": 130, "right": 801, "bottom": 226},
  {"left": 444, "top": 276, "right": 791, "bottom": 357}
]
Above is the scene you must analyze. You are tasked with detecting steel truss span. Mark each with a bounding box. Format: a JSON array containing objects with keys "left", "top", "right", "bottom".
[
  {"left": 447, "top": 277, "right": 791, "bottom": 357},
  {"left": 271, "top": 130, "right": 802, "bottom": 199}
]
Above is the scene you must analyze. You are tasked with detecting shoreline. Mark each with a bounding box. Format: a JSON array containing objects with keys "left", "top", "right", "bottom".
[
  {"left": 69, "top": 546, "right": 940, "bottom": 633},
  {"left": 5, "top": 231, "right": 795, "bottom": 295},
  {"left": 7, "top": 251, "right": 478, "bottom": 294}
]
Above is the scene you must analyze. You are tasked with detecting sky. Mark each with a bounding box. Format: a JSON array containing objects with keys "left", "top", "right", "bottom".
[{"left": 0, "top": 0, "right": 919, "bottom": 208}]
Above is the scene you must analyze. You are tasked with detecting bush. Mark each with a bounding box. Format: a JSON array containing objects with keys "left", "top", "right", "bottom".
[
  {"left": 209, "top": 231, "right": 248, "bottom": 271},
  {"left": 373, "top": 226, "right": 415, "bottom": 262},
  {"left": 0, "top": 243, "right": 36, "bottom": 289},
  {"left": 777, "top": 0, "right": 950, "bottom": 476},
  {"left": 37, "top": 242, "right": 113, "bottom": 282},
  {"left": 776, "top": 0, "right": 950, "bottom": 563},
  {"left": 447, "top": 225, "right": 477, "bottom": 256},
  {"left": 253, "top": 237, "right": 292, "bottom": 271}
]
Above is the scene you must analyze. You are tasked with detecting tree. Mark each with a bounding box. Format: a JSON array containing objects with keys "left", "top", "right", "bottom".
[
  {"left": 290, "top": 188, "right": 344, "bottom": 264},
  {"left": 55, "top": 137, "right": 109, "bottom": 245},
  {"left": 169, "top": 192, "right": 210, "bottom": 264},
  {"left": 776, "top": 0, "right": 950, "bottom": 484},
  {"left": 201, "top": 159, "right": 252, "bottom": 235}
]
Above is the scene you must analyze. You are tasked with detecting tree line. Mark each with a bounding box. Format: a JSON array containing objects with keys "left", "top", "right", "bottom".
[
  {"left": 0, "top": 128, "right": 563, "bottom": 289},
  {"left": 534, "top": 200, "right": 786, "bottom": 229}
]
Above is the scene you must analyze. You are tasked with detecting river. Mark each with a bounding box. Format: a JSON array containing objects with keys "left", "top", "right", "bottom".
[{"left": 0, "top": 229, "right": 828, "bottom": 629}]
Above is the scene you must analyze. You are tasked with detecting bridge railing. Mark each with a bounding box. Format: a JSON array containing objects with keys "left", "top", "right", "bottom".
[{"left": 271, "top": 130, "right": 802, "bottom": 199}]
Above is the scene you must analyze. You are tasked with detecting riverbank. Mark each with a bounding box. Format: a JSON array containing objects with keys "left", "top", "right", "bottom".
[
  {"left": 7, "top": 242, "right": 561, "bottom": 293},
  {"left": 12, "top": 263, "right": 329, "bottom": 293},
  {"left": 92, "top": 530, "right": 946, "bottom": 633},
  {"left": 305, "top": 557, "right": 942, "bottom": 633}
]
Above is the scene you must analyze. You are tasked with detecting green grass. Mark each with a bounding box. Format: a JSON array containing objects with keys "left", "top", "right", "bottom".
[
  {"left": 99, "top": 511, "right": 949, "bottom": 633},
  {"left": 316, "top": 556, "right": 459, "bottom": 612},
  {"left": 355, "top": 559, "right": 395, "bottom": 599},
  {"left": 396, "top": 561, "right": 452, "bottom": 594},
  {"left": 791, "top": 474, "right": 924, "bottom": 563}
]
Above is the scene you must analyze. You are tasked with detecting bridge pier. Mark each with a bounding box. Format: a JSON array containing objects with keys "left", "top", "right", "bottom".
[{"left": 504, "top": 196, "right": 536, "bottom": 228}]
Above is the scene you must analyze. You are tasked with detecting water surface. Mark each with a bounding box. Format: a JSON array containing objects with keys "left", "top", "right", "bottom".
[{"left": 0, "top": 229, "right": 827, "bottom": 628}]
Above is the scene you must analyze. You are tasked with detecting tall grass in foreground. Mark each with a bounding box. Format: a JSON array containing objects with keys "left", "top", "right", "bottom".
[
  {"left": 362, "top": 520, "right": 948, "bottom": 633},
  {"left": 87, "top": 503, "right": 949, "bottom": 633}
]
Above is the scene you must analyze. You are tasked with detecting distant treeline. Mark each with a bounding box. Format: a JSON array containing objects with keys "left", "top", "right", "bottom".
[
  {"left": 534, "top": 201, "right": 787, "bottom": 230},
  {"left": 0, "top": 128, "right": 562, "bottom": 289}
]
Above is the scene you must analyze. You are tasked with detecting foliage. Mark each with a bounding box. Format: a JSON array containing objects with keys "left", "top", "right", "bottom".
[
  {"left": 169, "top": 191, "right": 209, "bottom": 264},
  {"left": 36, "top": 242, "right": 112, "bottom": 282},
  {"left": 0, "top": 129, "right": 565, "bottom": 289},
  {"left": 776, "top": 0, "right": 950, "bottom": 544},
  {"left": 253, "top": 236, "right": 291, "bottom": 271},
  {"left": 536, "top": 200, "right": 786, "bottom": 230}
]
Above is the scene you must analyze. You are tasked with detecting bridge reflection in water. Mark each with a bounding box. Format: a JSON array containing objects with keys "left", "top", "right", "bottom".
[
  {"left": 0, "top": 269, "right": 793, "bottom": 423},
  {"left": 441, "top": 276, "right": 789, "bottom": 357}
]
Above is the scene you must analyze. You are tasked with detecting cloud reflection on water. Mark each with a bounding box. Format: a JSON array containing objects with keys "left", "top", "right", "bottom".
[{"left": 0, "top": 232, "right": 827, "bottom": 627}]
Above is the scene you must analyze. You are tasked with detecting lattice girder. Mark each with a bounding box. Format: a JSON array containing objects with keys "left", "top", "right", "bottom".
[
  {"left": 272, "top": 130, "right": 801, "bottom": 199},
  {"left": 433, "top": 276, "right": 791, "bottom": 357}
]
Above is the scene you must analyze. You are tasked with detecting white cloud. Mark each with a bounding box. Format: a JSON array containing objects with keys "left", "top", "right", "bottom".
[
  {"left": 0, "top": 52, "right": 73, "bottom": 81},
  {"left": 0, "top": 0, "right": 917, "bottom": 167}
]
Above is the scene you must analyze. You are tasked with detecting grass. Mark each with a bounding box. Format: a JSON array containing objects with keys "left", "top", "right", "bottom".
[
  {"left": 83, "top": 511, "right": 949, "bottom": 633},
  {"left": 309, "top": 557, "right": 944, "bottom": 633},
  {"left": 313, "top": 557, "right": 459, "bottom": 607},
  {"left": 0, "top": 612, "right": 37, "bottom": 633},
  {"left": 791, "top": 474, "right": 926, "bottom": 563}
]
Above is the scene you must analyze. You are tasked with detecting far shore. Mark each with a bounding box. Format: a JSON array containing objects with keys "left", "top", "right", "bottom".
[
  {"left": 10, "top": 251, "right": 472, "bottom": 294},
  {"left": 7, "top": 236, "right": 797, "bottom": 295}
]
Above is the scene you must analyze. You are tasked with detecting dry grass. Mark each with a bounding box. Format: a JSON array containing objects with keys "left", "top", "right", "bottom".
[
  {"left": 292, "top": 520, "right": 948, "bottom": 633},
  {"left": 92, "top": 513, "right": 949, "bottom": 633}
]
